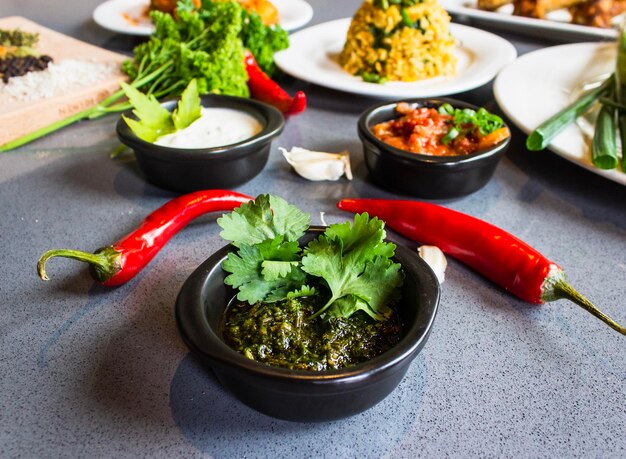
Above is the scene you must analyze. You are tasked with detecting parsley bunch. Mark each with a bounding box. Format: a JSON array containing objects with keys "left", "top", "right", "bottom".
[{"left": 218, "top": 195, "right": 404, "bottom": 321}]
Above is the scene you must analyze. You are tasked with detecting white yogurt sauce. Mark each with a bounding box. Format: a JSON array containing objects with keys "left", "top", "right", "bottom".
[{"left": 154, "top": 107, "right": 263, "bottom": 149}]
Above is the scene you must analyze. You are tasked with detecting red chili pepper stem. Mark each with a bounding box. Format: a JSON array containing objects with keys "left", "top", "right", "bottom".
[
  {"left": 37, "top": 190, "right": 252, "bottom": 286},
  {"left": 546, "top": 273, "right": 626, "bottom": 335},
  {"left": 38, "top": 246, "right": 122, "bottom": 284},
  {"left": 337, "top": 198, "right": 626, "bottom": 336}
]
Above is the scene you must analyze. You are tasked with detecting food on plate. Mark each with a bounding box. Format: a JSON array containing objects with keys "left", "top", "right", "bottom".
[
  {"left": 0, "top": 0, "right": 293, "bottom": 151},
  {"left": 512, "top": 0, "right": 580, "bottom": 19},
  {"left": 337, "top": 198, "right": 626, "bottom": 336},
  {"left": 149, "top": 0, "right": 201, "bottom": 14},
  {"left": 476, "top": 0, "right": 514, "bottom": 10},
  {"left": 569, "top": 0, "right": 626, "bottom": 28},
  {"left": 232, "top": 0, "right": 279, "bottom": 25},
  {"left": 150, "top": 0, "right": 279, "bottom": 25},
  {"left": 372, "top": 102, "right": 510, "bottom": 156},
  {"left": 280, "top": 146, "right": 353, "bottom": 181},
  {"left": 527, "top": 28, "right": 625, "bottom": 172},
  {"left": 339, "top": 0, "right": 457, "bottom": 83},
  {"left": 475, "top": 0, "right": 626, "bottom": 28},
  {"left": 244, "top": 51, "right": 306, "bottom": 115},
  {"left": 37, "top": 190, "right": 252, "bottom": 286},
  {"left": 217, "top": 194, "right": 405, "bottom": 370}
]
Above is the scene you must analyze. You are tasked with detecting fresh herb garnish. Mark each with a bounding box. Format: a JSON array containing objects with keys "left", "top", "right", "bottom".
[
  {"left": 301, "top": 213, "right": 403, "bottom": 320},
  {"left": 438, "top": 103, "right": 505, "bottom": 144},
  {"left": 217, "top": 195, "right": 404, "bottom": 321},
  {"left": 121, "top": 78, "right": 201, "bottom": 142}
]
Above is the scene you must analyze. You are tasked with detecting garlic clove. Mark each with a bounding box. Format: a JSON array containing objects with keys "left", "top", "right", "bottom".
[
  {"left": 418, "top": 245, "right": 447, "bottom": 284},
  {"left": 280, "top": 147, "right": 352, "bottom": 181}
]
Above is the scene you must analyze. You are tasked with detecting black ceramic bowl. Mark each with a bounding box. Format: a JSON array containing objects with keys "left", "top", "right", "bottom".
[
  {"left": 116, "top": 94, "right": 284, "bottom": 192},
  {"left": 175, "top": 227, "right": 440, "bottom": 422},
  {"left": 358, "top": 98, "right": 511, "bottom": 199}
]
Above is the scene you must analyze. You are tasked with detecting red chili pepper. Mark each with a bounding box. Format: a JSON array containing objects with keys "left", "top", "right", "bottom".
[
  {"left": 337, "top": 198, "right": 626, "bottom": 335},
  {"left": 244, "top": 51, "right": 306, "bottom": 115},
  {"left": 37, "top": 190, "right": 252, "bottom": 286}
]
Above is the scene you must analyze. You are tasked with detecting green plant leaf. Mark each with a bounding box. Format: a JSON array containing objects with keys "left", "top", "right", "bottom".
[
  {"left": 217, "top": 195, "right": 310, "bottom": 248},
  {"left": 301, "top": 214, "right": 403, "bottom": 319},
  {"left": 286, "top": 285, "right": 318, "bottom": 299},
  {"left": 172, "top": 78, "right": 202, "bottom": 130},
  {"left": 120, "top": 81, "right": 174, "bottom": 142}
]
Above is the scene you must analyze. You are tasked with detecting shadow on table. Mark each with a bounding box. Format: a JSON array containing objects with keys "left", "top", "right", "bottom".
[{"left": 169, "top": 353, "right": 427, "bottom": 457}]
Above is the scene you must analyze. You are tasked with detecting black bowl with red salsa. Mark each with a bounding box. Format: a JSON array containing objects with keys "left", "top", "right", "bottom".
[{"left": 358, "top": 98, "right": 511, "bottom": 199}]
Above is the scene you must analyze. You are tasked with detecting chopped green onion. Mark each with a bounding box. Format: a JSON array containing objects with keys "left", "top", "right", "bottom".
[
  {"left": 441, "top": 127, "right": 459, "bottom": 145},
  {"left": 438, "top": 103, "right": 454, "bottom": 115},
  {"left": 401, "top": 8, "right": 414, "bottom": 27}
]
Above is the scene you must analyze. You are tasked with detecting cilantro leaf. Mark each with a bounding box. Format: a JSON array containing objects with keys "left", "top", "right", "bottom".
[
  {"left": 217, "top": 195, "right": 310, "bottom": 248},
  {"left": 301, "top": 214, "right": 404, "bottom": 319},
  {"left": 287, "top": 285, "right": 318, "bottom": 299},
  {"left": 323, "top": 212, "right": 395, "bottom": 265},
  {"left": 222, "top": 236, "right": 307, "bottom": 304},
  {"left": 324, "top": 295, "right": 392, "bottom": 322},
  {"left": 258, "top": 237, "right": 301, "bottom": 281},
  {"left": 172, "top": 78, "right": 202, "bottom": 130}
]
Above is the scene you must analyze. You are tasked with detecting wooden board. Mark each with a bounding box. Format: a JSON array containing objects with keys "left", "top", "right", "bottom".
[{"left": 0, "top": 16, "right": 128, "bottom": 146}]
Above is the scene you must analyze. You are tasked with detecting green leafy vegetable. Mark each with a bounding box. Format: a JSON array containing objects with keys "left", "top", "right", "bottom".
[
  {"left": 172, "top": 78, "right": 202, "bottom": 130},
  {"left": 125, "top": 1, "right": 249, "bottom": 98},
  {"left": 121, "top": 79, "right": 201, "bottom": 142},
  {"left": 301, "top": 214, "right": 403, "bottom": 320},
  {"left": 218, "top": 195, "right": 404, "bottom": 321},
  {"left": 120, "top": 82, "right": 174, "bottom": 142},
  {"left": 438, "top": 103, "right": 505, "bottom": 144},
  {"left": 217, "top": 194, "right": 310, "bottom": 248},
  {"left": 221, "top": 240, "right": 307, "bottom": 304},
  {"left": 218, "top": 195, "right": 310, "bottom": 304},
  {"left": 237, "top": 5, "right": 289, "bottom": 76}
]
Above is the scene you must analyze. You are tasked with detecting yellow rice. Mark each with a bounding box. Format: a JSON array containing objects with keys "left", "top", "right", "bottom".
[{"left": 339, "top": 0, "right": 457, "bottom": 82}]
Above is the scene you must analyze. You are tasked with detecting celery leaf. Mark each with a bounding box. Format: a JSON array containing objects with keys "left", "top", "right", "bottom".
[
  {"left": 172, "top": 78, "right": 202, "bottom": 130},
  {"left": 120, "top": 81, "right": 174, "bottom": 142}
]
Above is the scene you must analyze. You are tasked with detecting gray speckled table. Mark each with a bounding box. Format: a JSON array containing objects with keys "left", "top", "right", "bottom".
[{"left": 1, "top": 1, "right": 625, "bottom": 457}]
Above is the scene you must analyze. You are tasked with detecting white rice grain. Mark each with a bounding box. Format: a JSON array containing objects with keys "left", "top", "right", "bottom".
[{"left": 0, "top": 59, "right": 121, "bottom": 103}]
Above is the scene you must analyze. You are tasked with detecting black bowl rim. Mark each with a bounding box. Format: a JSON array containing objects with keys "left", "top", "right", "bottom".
[
  {"left": 116, "top": 94, "right": 285, "bottom": 160},
  {"left": 357, "top": 97, "right": 511, "bottom": 166},
  {"left": 175, "top": 227, "right": 440, "bottom": 385}
]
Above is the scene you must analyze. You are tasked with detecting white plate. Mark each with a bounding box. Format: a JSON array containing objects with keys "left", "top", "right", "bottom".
[
  {"left": 93, "top": 0, "right": 313, "bottom": 35},
  {"left": 494, "top": 42, "right": 626, "bottom": 186},
  {"left": 441, "top": 0, "right": 618, "bottom": 41},
  {"left": 273, "top": 18, "right": 517, "bottom": 99}
]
